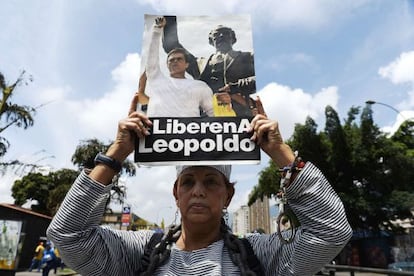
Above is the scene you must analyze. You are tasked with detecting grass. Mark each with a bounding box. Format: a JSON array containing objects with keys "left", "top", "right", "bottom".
[{"left": 56, "top": 268, "right": 79, "bottom": 275}]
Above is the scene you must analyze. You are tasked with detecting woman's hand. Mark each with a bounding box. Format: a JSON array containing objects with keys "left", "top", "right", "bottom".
[
  {"left": 106, "top": 110, "right": 152, "bottom": 162},
  {"left": 106, "top": 93, "right": 152, "bottom": 163},
  {"left": 249, "top": 98, "right": 294, "bottom": 167},
  {"left": 89, "top": 94, "right": 152, "bottom": 184}
]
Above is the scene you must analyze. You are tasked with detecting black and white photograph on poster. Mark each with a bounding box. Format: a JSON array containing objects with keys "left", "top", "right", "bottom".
[
  {"left": 137, "top": 14, "right": 256, "bottom": 118},
  {"left": 135, "top": 116, "right": 260, "bottom": 165}
]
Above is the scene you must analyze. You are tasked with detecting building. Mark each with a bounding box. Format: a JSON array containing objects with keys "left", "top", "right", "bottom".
[
  {"left": 102, "top": 210, "right": 152, "bottom": 230},
  {"left": 269, "top": 204, "right": 279, "bottom": 233},
  {"left": 232, "top": 205, "right": 250, "bottom": 236},
  {"left": 0, "top": 203, "right": 52, "bottom": 275},
  {"left": 249, "top": 195, "right": 271, "bottom": 234}
]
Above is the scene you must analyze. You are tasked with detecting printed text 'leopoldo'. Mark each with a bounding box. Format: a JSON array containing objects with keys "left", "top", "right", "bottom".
[{"left": 134, "top": 117, "right": 260, "bottom": 165}]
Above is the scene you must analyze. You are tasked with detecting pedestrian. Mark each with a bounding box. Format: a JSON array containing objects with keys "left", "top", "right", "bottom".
[
  {"left": 41, "top": 242, "right": 56, "bottom": 276},
  {"left": 47, "top": 96, "right": 352, "bottom": 275},
  {"left": 53, "top": 247, "right": 64, "bottom": 273},
  {"left": 28, "top": 241, "right": 44, "bottom": 272}
]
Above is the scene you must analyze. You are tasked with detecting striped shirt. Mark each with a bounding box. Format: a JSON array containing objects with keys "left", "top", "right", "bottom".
[{"left": 47, "top": 162, "right": 352, "bottom": 275}]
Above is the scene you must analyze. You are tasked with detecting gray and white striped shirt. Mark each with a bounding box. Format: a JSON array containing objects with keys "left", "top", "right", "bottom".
[{"left": 47, "top": 162, "right": 352, "bottom": 275}]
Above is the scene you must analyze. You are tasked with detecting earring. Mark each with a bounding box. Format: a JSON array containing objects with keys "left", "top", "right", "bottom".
[
  {"left": 222, "top": 206, "right": 229, "bottom": 226},
  {"left": 173, "top": 208, "right": 180, "bottom": 226}
]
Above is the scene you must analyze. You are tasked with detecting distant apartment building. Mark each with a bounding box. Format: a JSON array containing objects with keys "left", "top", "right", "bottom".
[
  {"left": 102, "top": 211, "right": 151, "bottom": 230},
  {"left": 232, "top": 205, "right": 250, "bottom": 236},
  {"left": 249, "top": 195, "right": 271, "bottom": 234},
  {"left": 269, "top": 203, "right": 279, "bottom": 233}
]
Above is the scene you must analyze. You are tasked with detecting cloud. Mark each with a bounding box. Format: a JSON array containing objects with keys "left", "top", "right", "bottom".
[
  {"left": 378, "top": 51, "right": 414, "bottom": 110},
  {"left": 0, "top": 53, "right": 141, "bottom": 203},
  {"left": 74, "top": 53, "right": 141, "bottom": 139},
  {"left": 136, "top": 0, "right": 373, "bottom": 30},
  {"left": 121, "top": 165, "right": 178, "bottom": 225},
  {"left": 22, "top": 53, "right": 142, "bottom": 168},
  {"left": 256, "top": 83, "right": 339, "bottom": 137},
  {"left": 379, "top": 51, "right": 414, "bottom": 84},
  {"left": 381, "top": 110, "right": 414, "bottom": 136}
]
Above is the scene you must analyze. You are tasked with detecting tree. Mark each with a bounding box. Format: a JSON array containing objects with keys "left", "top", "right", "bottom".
[
  {"left": 71, "top": 138, "right": 136, "bottom": 208},
  {"left": 0, "top": 71, "right": 48, "bottom": 176},
  {"left": 71, "top": 138, "right": 136, "bottom": 175},
  {"left": 0, "top": 71, "right": 35, "bottom": 157},
  {"left": 11, "top": 138, "right": 137, "bottom": 215},
  {"left": 289, "top": 116, "right": 330, "bottom": 171},
  {"left": 11, "top": 168, "right": 78, "bottom": 215},
  {"left": 249, "top": 105, "right": 414, "bottom": 234},
  {"left": 247, "top": 159, "right": 278, "bottom": 206}
]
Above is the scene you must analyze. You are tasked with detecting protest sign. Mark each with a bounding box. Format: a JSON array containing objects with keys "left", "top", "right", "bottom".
[
  {"left": 135, "top": 14, "right": 258, "bottom": 165},
  {"left": 135, "top": 116, "right": 260, "bottom": 165}
]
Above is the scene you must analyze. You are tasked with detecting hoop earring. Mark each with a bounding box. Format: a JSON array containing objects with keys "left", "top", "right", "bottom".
[
  {"left": 173, "top": 208, "right": 180, "bottom": 226},
  {"left": 222, "top": 206, "right": 229, "bottom": 226}
]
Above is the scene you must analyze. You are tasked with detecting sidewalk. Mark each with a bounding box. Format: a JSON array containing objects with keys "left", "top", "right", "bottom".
[
  {"left": 15, "top": 272, "right": 42, "bottom": 276},
  {"left": 331, "top": 272, "right": 403, "bottom": 275},
  {"left": 15, "top": 270, "right": 80, "bottom": 276}
]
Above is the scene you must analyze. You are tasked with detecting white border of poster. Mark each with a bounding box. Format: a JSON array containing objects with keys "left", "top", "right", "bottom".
[{"left": 135, "top": 14, "right": 259, "bottom": 166}]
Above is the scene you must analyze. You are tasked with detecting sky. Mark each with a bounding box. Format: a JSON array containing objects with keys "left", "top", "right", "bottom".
[{"left": 1, "top": 0, "right": 414, "bottom": 226}]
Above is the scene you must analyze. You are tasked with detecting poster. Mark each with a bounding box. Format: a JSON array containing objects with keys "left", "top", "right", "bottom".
[
  {"left": 135, "top": 116, "right": 260, "bottom": 165},
  {"left": 0, "top": 220, "right": 22, "bottom": 270},
  {"left": 121, "top": 206, "right": 131, "bottom": 226},
  {"left": 135, "top": 14, "right": 259, "bottom": 165}
]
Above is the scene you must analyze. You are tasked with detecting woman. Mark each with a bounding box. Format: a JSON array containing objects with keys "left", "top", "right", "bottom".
[{"left": 47, "top": 96, "right": 352, "bottom": 275}]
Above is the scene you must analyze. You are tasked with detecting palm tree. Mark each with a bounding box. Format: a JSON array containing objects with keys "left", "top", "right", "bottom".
[
  {"left": 0, "top": 70, "right": 35, "bottom": 157},
  {"left": 71, "top": 138, "right": 137, "bottom": 209}
]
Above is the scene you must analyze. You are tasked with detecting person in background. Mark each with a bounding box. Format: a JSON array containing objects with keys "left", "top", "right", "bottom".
[
  {"left": 28, "top": 241, "right": 44, "bottom": 272},
  {"left": 41, "top": 242, "right": 56, "bottom": 276},
  {"left": 53, "top": 247, "right": 64, "bottom": 273}
]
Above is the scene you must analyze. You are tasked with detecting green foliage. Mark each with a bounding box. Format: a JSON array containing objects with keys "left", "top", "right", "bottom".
[
  {"left": 71, "top": 138, "right": 137, "bottom": 208},
  {"left": 11, "top": 138, "right": 138, "bottom": 215},
  {"left": 249, "top": 104, "right": 414, "bottom": 233},
  {"left": 131, "top": 217, "right": 151, "bottom": 230},
  {"left": 71, "top": 138, "right": 136, "bottom": 176},
  {"left": 248, "top": 160, "right": 279, "bottom": 205},
  {"left": 71, "top": 138, "right": 109, "bottom": 170},
  {"left": 290, "top": 116, "right": 330, "bottom": 170},
  {"left": 0, "top": 71, "right": 35, "bottom": 157},
  {"left": 11, "top": 168, "right": 78, "bottom": 215}
]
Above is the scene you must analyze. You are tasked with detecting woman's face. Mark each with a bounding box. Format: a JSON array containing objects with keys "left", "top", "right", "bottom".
[{"left": 174, "top": 166, "right": 234, "bottom": 225}]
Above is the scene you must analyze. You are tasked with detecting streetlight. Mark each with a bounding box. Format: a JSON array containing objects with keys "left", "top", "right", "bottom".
[{"left": 365, "top": 100, "right": 409, "bottom": 121}]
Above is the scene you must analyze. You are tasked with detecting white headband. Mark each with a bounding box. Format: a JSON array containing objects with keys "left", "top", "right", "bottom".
[{"left": 176, "top": 165, "right": 231, "bottom": 181}]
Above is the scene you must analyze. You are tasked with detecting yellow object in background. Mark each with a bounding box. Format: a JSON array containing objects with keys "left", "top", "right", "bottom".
[{"left": 212, "top": 94, "right": 236, "bottom": 117}]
